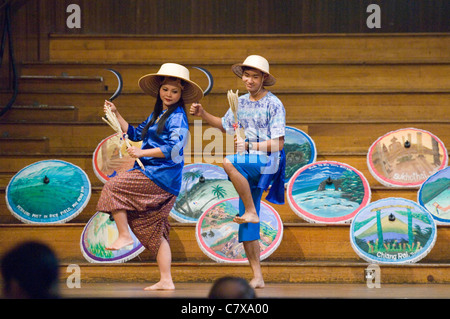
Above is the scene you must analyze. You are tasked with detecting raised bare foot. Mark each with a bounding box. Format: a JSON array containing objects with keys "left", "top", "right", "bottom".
[
  {"left": 233, "top": 211, "right": 259, "bottom": 224},
  {"left": 105, "top": 236, "right": 134, "bottom": 250},
  {"left": 144, "top": 280, "right": 175, "bottom": 291}
]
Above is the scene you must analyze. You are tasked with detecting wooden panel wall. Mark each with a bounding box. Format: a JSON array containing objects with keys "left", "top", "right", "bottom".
[
  {"left": 36, "top": 0, "right": 450, "bottom": 35},
  {"left": 5, "top": 0, "right": 450, "bottom": 61},
  {"left": 0, "top": 0, "right": 448, "bottom": 88}
]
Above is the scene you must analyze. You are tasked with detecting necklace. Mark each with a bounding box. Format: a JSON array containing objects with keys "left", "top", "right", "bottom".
[{"left": 155, "top": 109, "right": 167, "bottom": 123}]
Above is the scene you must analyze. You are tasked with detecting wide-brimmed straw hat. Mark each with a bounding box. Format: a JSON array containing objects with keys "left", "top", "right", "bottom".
[
  {"left": 138, "top": 63, "right": 204, "bottom": 103},
  {"left": 231, "top": 55, "right": 276, "bottom": 86}
]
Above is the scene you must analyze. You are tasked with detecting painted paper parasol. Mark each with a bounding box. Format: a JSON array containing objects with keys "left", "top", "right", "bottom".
[
  {"left": 5, "top": 160, "right": 91, "bottom": 224},
  {"left": 80, "top": 211, "right": 145, "bottom": 263},
  {"left": 287, "top": 161, "right": 371, "bottom": 224},
  {"left": 196, "top": 197, "right": 283, "bottom": 263},
  {"left": 284, "top": 126, "right": 317, "bottom": 184},
  {"left": 92, "top": 133, "right": 143, "bottom": 183},
  {"left": 417, "top": 166, "right": 450, "bottom": 224},
  {"left": 170, "top": 163, "right": 238, "bottom": 223},
  {"left": 350, "top": 198, "right": 437, "bottom": 264},
  {"left": 367, "top": 127, "right": 448, "bottom": 188}
]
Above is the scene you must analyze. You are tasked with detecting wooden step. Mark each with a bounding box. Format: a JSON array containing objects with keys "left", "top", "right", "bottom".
[
  {"left": 0, "top": 122, "right": 448, "bottom": 154},
  {"left": 0, "top": 92, "right": 111, "bottom": 122},
  {"left": 58, "top": 261, "right": 450, "bottom": 284},
  {"left": 0, "top": 150, "right": 444, "bottom": 189},
  {"left": 0, "top": 105, "right": 78, "bottom": 122},
  {"left": 0, "top": 136, "right": 49, "bottom": 153},
  {"left": 19, "top": 74, "right": 105, "bottom": 93},
  {"left": 4, "top": 91, "right": 449, "bottom": 123},
  {"left": 0, "top": 153, "right": 95, "bottom": 188},
  {"left": 20, "top": 63, "right": 215, "bottom": 97},
  {"left": 1, "top": 223, "right": 448, "bottom": 264},
  {"left": 48, "top": 33, "right": 450, "bottom": 64},
  {"left": 0, "top": 152, "right": 372, "bottom": 187},
  {"left": 0, "top": 184, "right": 424, "bottom": 224},
  {"left": 307, "top": 123, "right": 450, "bottom": 154},
  {"left": 0, "top": 152, "right": 427, "bottom": 224},
  {"left": 19, "top": 62, "right": 450, "bottom": 94}
]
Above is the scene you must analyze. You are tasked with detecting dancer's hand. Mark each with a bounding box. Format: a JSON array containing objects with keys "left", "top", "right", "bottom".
[
  {"left": 127, "top": 146, "right": 143, "bottom": 158},
  {"left": 189, "top": 103, "right": 204, "bottom": 117},
  {"left": 235, "top": 135, "right": 245, "bottom": 154},
  {"left": 104, "top": 100, "right": 117, "bottom": 113}
]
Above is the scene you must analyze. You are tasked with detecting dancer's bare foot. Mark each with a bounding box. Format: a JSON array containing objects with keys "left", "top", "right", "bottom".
[
  {"left": 233, "top": 211, "right": 259, "bottom": 224},
  {"left": 144, "top": 280, "right": 175, "bottom": 291},
  {"left": 249, "top": 277, "right": 265, "bottom": 289},
  {"left": 105, "top": 235, "right": 134, "bottom": 250}
]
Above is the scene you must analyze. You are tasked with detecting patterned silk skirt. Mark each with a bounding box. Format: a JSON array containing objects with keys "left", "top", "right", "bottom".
[{"left": 96, "top": 170, "right": 176, "bottom": 258}]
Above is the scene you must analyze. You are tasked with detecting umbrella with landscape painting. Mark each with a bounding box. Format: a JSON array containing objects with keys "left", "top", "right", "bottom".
[
  {"left": 418, "top": 166, "right": 450, "bottom": 225},
  {"left": 6, "top": 160, "right": 91, "bottom": 224},
  {"left": 367, "top": 128, "right": 448, "bottom": 188},
  {"left": 196, "top": 197, "right": 283, "bottom": 263},
  {"left": 284, "top": 126, "right": 317, "bottom": 184},
  {"left": 350, "top": 198, "right": 437, "bottom": 264},
  {"left": 287, "top": 161, "right": 371, "bottom": 224},
  {"left": 170, "top": 163, "right": 238, "bottom": 223},
  {"left": 80, "top": 211, "right": 145, "bottom": 263}
]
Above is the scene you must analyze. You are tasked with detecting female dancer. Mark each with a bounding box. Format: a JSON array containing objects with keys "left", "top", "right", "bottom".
[{"left": 97, "top": 63, "right": 203, "bottom": 290}]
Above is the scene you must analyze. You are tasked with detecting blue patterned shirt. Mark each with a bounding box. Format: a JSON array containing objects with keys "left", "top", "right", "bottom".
[
  {"left": 222, "top": 91, "right": 286, "bottom": 154},
  {"left": 222, "top": 91, "right": 286, "bottom": 204}
]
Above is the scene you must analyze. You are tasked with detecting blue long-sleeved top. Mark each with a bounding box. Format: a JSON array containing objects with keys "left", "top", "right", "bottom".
[{"left": 126, "top": 106, "right": 189, "bottom": 195}]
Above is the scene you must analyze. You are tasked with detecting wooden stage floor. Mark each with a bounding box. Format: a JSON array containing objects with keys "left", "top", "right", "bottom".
[{"left": 60, "top": 282, "right": 450, "bottom": 299}]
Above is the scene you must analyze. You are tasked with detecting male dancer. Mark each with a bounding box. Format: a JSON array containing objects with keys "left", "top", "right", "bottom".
[{"left": 190, "top": 55, "right": 286, "bottom": 288}]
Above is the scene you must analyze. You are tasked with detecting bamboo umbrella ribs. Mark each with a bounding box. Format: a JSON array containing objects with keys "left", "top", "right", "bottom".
[{"left": 102, "top": 105, "right": 145, "bottom": 170}]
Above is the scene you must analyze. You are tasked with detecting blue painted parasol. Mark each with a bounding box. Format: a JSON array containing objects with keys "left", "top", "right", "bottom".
[{"left": 6, "top": 160, "right": 91, "bottom": 224}]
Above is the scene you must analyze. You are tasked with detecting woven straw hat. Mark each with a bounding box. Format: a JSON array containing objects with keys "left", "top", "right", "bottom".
[
  {"left": 231, "top": 55, "right": 276, "bottom": 86},
  {"left": 138, "top": 63, "right": 204, "bottom": 103}
]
